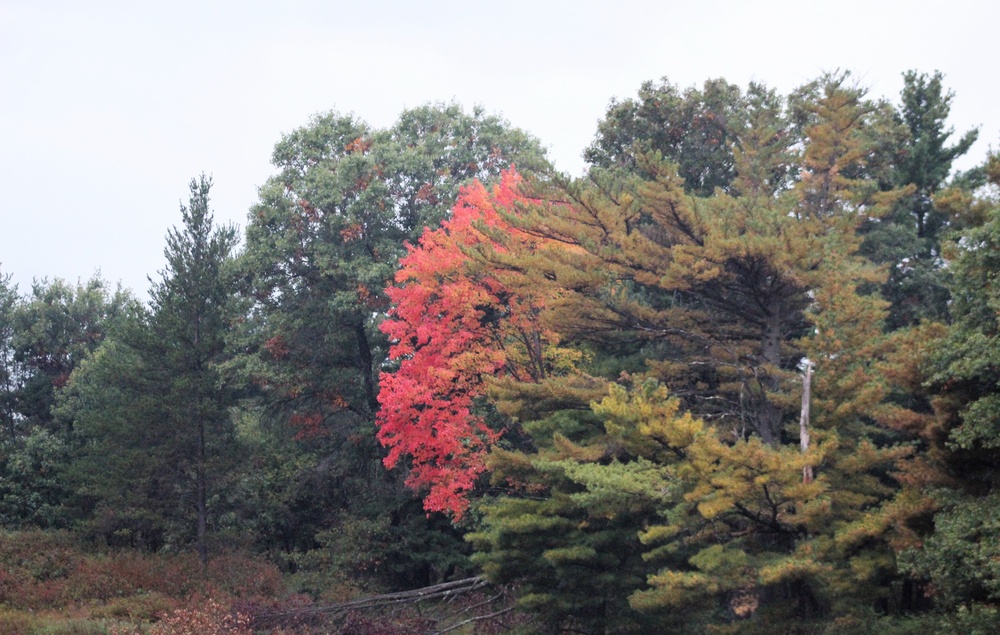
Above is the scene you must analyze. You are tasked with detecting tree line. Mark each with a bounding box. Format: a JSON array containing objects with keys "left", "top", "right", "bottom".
[{"left": 2, "top": 71, "right": 999, "bottom": 633}]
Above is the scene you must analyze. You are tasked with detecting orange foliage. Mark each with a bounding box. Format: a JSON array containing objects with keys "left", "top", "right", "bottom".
[
  {"left": 344, "top": 136, "right": 373, "bottom": 154},
  {"left": 340, "top": 223, "right": 364, "bottom": 242},
  {"left": 377, "top": 169, "right": 553, "bottom": 517}
]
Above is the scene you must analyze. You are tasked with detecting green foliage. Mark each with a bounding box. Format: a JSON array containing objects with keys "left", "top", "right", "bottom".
[
  {"left": 925, "top": 154, "right": 1000, "bottom": 472},
  {"left": 902, "top": 153, "right": 1000, "bottom": 622},
  {"left": 901, "top": 492, "right": 1000, "bottom": 608},
  {"left": 0, "top": 275, "right": 132, "bottom": 530},
  {"left": 141, "top": 174, "right": 241, "bottom": 561},
  {"left": 895, "top": 71, "right": 978, "bottom": 221},
  {"left": 0, "top": 427, "right": 72, "bottom": 528},
  {"left": 586, "top": 77, "right": 788, "bottom": 196},
  {"left": 859, "top": 70, "right": 979, "bottom": 329},
  {"left": 469, "top": 491, "right": 656, "bottom": 634},
  {"left": 0, "top": 269, "right": 19, "bottom": 440},
  {"left": 469, "top": 382, "right": 688, "bottom": 633},
  {"left": 61, "top": 176, "right": 240, "bottom": 560},
  {"left": 287, "top": 509, "right": 470, "bottom": 599},
  {"left": 12, "top": 276, "right": 133, "bottom": 434},
  {"left": 58, "top": 335, "right": 173, "bottom": 548},
  {"left": 234, "top": 103, "right": 547, "bottom": 431}
]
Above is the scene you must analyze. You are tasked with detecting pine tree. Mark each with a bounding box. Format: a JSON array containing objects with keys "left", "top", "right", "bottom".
[
  {"left": 903, "top": 152, "right": 1000, "bottom": 620},
  {"left": 585, "top": 78, "right": 779, "bottom": 196},
  {"left": 392, "top": 76, "right": 930, "bottom": 631},
  {"left": 64, "top": 176, "right": 238, "bottom": 561},
  {"left": 860, "top": 70, "right": 979, "bottom": 328},
  {"left": 148, "top": 175, "right": 238, "bottom": 565}
]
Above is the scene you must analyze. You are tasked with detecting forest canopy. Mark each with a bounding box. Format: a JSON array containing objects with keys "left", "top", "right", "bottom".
[{"left": 2, "top": 72, "right": 999, "bottom": 634}]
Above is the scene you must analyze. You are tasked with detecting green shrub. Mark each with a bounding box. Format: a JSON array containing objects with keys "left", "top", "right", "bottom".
[{"left": 90, "top": 591, "right": 177, "bottom": 622}]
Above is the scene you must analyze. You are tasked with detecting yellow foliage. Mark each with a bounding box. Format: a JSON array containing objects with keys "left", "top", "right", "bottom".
[{"left": 758, "top": 557, "right": 831, "bottom": 586}]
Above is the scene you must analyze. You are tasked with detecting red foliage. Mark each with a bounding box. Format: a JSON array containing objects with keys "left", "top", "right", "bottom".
[
  {"left": 377, "top": 170, "right": 545, "bottom": 517},
  {"left": 147, "top": 598, "right": 252, "bottom": 635},
  {"left": 263, "top": 335, "right": 290, "bottom": 360},
  {"left": 0, "top": 531, "right": 285, "bottom": 617},
  {"left": 289, "top": 413, "right": 326, "bottom": 439}
]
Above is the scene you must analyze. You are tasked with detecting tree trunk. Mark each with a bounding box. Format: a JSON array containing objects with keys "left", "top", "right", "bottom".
[
  {"left": 800, "top": 361, "right": 813, "bottom": 484},
  {"left": 756, "top": 307, "right": 785, "bottom": 445},
  {"left": 197, "top": 417, "right": 207, "bottom": 570},
  {"left": 355, "top": 320, "right": 378, "bottom": 415}
]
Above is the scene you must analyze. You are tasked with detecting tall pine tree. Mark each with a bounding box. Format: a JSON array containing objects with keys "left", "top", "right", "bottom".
[
  {"left": 64, "top": 176, "right": 239, "bottom": 561},
  {"left": 147, "top": 175, "right": 239, "bottom": 564}
]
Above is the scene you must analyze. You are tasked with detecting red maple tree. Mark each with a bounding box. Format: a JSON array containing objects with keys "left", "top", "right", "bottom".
[{"left": 377, "top": 169, "right": 547, "bottom": 517}]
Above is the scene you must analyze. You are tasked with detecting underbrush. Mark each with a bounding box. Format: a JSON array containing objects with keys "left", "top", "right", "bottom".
[
  {"left": 0, "top": 530, "right": 285, "bottom": 634},
  {"left": 0, "top": 530, "right": 520, "bottom": 634}
]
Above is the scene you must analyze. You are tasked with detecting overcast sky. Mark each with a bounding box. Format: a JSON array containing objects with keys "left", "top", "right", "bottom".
[{"left": 1, "top": 0, "right": 995, "bottom": 299}]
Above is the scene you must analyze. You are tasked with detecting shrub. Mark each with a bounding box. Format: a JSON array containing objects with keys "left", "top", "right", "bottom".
[
  {"left": 0, "top": 609, "right": 37, "bottom": 635},
  {"left": 63, "top": 556, "right": 141, "bottom": 602},
  {"left": 205, "top": 551, "right": 284, "bottom": 598},
  {"left": 90, "top": 591, "right": 177, "bottom": 622},
  {"left": 147, "top": 598, "right": 252, "bottom": 635}
]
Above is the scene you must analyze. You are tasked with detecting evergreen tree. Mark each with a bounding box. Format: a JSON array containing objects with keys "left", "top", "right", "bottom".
[
  {"left": 903, "top": 151, "right": 1000, "bottom": 623},
  {"left": 147, "top": 175, "right": 239, "bottom": 564},
  {"left": 64, "top": 176, "right": 239, "bottom": 561},
  {"left": 0, "top": 269, "right": 19, "bottom": 440},
  {"left": 861, "top": 71, "right": 978, "bottom": 329},
  {"left": 585, "top": 78, "right": 789, "bottom": 196},
  {"left": 379, "top": 76, "right": 938, "bottom": 631}
]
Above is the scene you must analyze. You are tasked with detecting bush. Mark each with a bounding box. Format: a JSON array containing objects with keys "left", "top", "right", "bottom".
[
  {"left": 0, "top": 610, "right": 114, "bottom": 635},
  {"left": 205, "top": 551, "right": 284, "bottom": 598},
  {"left": 0, "top": 609, "right": 36, "bottom": 635},
  {"left": 0, "top": 529, "right": 288, "bottom": 624},
  {"left": 148, "top": 598, "right": 252, "bottom": 635},
  {"left": 90, "top": 591, "right": 177, "bottom": 622}
]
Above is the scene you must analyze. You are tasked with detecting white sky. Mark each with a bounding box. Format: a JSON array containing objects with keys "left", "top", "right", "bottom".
[{"left": 1, "top": 0, "right": 996, "bottom": 299}]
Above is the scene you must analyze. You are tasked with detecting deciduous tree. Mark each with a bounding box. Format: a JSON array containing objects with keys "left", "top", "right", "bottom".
[{"left": 377, "top": 170, "right": 562, "bottom": 517}]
